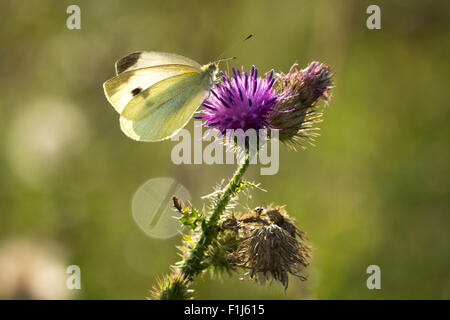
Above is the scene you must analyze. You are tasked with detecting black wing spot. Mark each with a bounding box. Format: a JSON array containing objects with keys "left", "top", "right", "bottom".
[
  {"left": 116, "top": 52, "right": 142, "bottom": 74},
  {"left": 131, "top": 87, "right": 142, "bottom": 96}
]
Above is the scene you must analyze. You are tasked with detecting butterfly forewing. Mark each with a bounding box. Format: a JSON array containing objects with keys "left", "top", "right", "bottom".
[
  {"left": 103, "top": 64, "right": 200, "bottom": 113},
  {"left": 115, "top": 51, "right": 202, "bottom": 74}
]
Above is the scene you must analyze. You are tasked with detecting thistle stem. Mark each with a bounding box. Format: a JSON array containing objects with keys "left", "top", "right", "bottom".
[{"left": 181, "top": 152, "right": 251, "bottom": 280}]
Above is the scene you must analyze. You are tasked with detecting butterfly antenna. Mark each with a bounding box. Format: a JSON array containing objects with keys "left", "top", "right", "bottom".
[
  {"left": 216, "top": 56, "right": 237, "bottom": 65},
  {"left": 215, "top": 34, "right": 254, "bottom": 61}
]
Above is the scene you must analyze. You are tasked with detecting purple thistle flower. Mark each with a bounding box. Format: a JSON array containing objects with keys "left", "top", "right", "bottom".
[
  {"left": 197, "top": 66, "right": 289, "bottom": 134},
  {"left": 268, "top": 61, "right": 334, "bottom": 150},
  {"left": 300, "top": 61, "right": 333, "bottom": 104}
]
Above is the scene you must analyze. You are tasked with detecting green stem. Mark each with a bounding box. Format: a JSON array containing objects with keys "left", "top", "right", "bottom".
[{"left": 181, "top": 152, "right": 251, "bottom": 280}]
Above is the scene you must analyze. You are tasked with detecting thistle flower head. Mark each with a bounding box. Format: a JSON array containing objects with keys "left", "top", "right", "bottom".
[
  {"left": 234, "top": 224, "right": 309, "bottom": 289},
  {"left": 296, "top": 61, "right": 333, "bottom": 105},
  {"left": 197, "top": 66, "right": 289, "bottom": 134},
  {"left": 269, "top": 61, "right": 334, "bottom": 149},
  {"left": 229, "top": 206, "right": 311, "bottom": 289}
]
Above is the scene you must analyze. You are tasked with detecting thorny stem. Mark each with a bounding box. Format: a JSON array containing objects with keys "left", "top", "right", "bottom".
[{"left": 180, "top": 151, "right": 251, "bottom": 280}]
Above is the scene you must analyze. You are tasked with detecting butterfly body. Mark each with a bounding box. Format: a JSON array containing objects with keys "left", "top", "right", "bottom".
[{"left": 103, "top": 51, "right": 219, "bottom": 141}]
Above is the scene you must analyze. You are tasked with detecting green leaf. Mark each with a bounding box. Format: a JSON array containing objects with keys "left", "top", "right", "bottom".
[
  {"left": 179, "top": 208, "right": 204, "bottom": 230},
  {"left": 235, "top": 180, "right": 266, "bottom": 193}
]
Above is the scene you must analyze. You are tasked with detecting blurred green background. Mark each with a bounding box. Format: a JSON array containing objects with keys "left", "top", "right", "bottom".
[{"left": 0, "top": 0, "right": 449, "bottom": 299}]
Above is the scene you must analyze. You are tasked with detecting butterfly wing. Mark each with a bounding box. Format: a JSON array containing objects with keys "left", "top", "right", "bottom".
[
  {"left": 115, "top": 51, "right": 202, "bottom": 74},
  {"left": 120, "top": 71, "right": 211, "bottom": 142},
  {"left": 103, "top": 64, "right": 201, "bottom": 114}
]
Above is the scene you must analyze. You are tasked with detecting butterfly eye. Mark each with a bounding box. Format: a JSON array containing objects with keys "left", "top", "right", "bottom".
[{"left": 208, "top": 64, "right": 216, "bottom": 73}]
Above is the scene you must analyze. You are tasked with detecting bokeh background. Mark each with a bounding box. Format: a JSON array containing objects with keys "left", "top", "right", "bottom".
[{"left": 0, "top": 0, "right": 449, "bottom": 299}]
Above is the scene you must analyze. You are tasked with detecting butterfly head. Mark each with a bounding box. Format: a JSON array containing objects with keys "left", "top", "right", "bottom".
[
  {"left": 205, "top": 57, "right": 236, "bottom": 83},
  {"left": 201, "top": 62, "right": 219, "bottom": 84},
  {"left": 207, "top": 63, "right": 218, "bottom": 75}
]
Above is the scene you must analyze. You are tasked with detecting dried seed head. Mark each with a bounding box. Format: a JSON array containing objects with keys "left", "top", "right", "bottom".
[
  {"left": 230, "top": 205, "right": 311, "bottom": 289},
  {"left": 232, "top": 224, "right": 310, "bottom": 289}
]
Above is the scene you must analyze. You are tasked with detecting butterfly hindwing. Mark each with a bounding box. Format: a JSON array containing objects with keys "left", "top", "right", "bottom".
[{"left": 120, "top": 72, "right": 211, "bottom": 141}]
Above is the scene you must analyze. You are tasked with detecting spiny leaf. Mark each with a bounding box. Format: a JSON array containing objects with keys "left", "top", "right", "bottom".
[{"left": 179, "top": 207, "right": 204, "bottom": 230}]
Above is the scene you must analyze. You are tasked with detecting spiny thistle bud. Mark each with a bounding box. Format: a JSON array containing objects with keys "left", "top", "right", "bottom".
[
  {"left": 229, "top": 206, "right": 311, "bottom": 289},
  {"left": 149, "top": 273, "right": 193, "bottom": 300},
  {"left": 269, "top": 62, "right": 334, "bottom": 149},
  {"left": 172, "top": 195, "right": 184, "bottom": 213}
]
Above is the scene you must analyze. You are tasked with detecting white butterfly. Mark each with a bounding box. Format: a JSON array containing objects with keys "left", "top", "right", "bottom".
[{"left": 103, "top": 51, "right": 219, "bottom": 141}]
